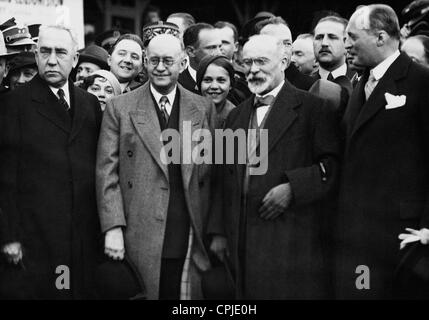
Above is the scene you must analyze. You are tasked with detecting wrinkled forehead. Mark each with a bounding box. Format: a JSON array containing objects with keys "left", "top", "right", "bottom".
[
  {"left": 38, "top": 28, "right": 74, "bottom": 49},
  {"left": 146, "top": 38, "right": 182, "bottom": 57},
  {"left": 348, "top": 6, "right": 371, "bottom": 31},
  {"left": 243, "top": 39, "right": 278, "bottom": 59},
  {"left": 114, "top": 39, "right": 142, "bottom": 55}
]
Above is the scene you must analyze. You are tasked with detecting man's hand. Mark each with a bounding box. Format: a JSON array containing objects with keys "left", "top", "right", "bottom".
[
  {"left": 210, "top": 235, "right": 229, "bottom": 262},
  {"left": 2, "top": 242, "right": 23, "bottom": 265},
  {"left": 259, "top": 183, "right": 293, "bottom": 220},
  {"left": 104, "top": 227, "right": 125, "bottom": 260}
]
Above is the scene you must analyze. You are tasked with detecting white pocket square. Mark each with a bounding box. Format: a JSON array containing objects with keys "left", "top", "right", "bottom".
[{"left": 384, "top": 93, "right": 406, "bottom": 110}]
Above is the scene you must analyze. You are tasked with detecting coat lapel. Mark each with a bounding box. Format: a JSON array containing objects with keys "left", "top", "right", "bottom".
[
  {"left": 69, "top": 82, "right": 88, "bottom": 143},
  {"left": 129, "top": 83, "right": 169, "bottom": 181},
  {"left": 32, "top": 75, "right": 71, "bottom": 134},
  {"left": 350, "top": 53, "right": 410, "bottom": 139},
  {"left": 179, "top": 85, "right": 203, "bottom": 189},
  {"left": 264, "top": 81, "right": 300, "bottom": 153}
]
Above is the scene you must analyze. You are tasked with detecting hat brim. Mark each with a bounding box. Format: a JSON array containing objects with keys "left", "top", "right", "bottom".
[
  {"left": 7, "top": 38, "right": 36, "bottom": 47},
  {"left": 78, "top": 54, "right": 109, "bottom": 70}
]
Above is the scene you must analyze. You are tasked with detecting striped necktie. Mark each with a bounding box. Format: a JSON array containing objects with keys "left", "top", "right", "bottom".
[{"left": 364, "top": 71, "right": 377, "bottom": 100}]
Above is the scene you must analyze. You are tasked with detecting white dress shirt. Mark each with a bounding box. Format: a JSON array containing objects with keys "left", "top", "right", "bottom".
[
  {"left": 255, "top": 80, "right": 285, "bottom": 126},
  {"left": 150, "top": 84, "right": 177, "bottom": 116},
  {"left": 50, "top": 81, "right": 71, "bottom": 107},
  {"left": 319, "top": 62, "right": 348, "bottom": 80},
  {"left": 369, "top": 50, "right": 400, "bottom": 84},
  {"left": 188, "top": 66, "right": 197, "bottom": 83}
]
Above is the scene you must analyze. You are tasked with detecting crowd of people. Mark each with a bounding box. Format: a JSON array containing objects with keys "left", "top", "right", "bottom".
[{"left": 1, "top": 1, "right": 429, "bottom": 300}]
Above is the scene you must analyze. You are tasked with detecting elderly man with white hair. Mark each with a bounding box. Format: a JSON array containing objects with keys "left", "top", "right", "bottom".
[
  {"left": 0, "top": 24, "right": 102, "bottom": 299},
  {"left": 208, "top": 34, "right": 340, "bottom": 299}
]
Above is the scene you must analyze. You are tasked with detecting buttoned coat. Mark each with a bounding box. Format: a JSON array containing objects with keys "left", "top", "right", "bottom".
[
  {"left": 335, "top": 53, "right": 429, "bottom": 299},
  {"left": 209, "top": 80, "right": 340, "bottom": 299},
  {"left": 96, "top": 83, "right": 215, "bottom": 299},
  {"left": 0, "top": 75, "right": 102, "bottom": 299}
]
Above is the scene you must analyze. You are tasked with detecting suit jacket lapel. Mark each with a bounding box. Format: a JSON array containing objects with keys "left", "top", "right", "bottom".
[
  {"left": 350, "top": 53, "right": 410, "bottom": 139},
  {"left": 69, "top": 82, "right": 88, "bottom": 143},
  {"left": 264, "top": 81, "right": 300, "bottom": 153},
  {"left": 32, "top": 75, "right": 71, "bottom": 134},
  {"left": 179, "top": 85, "right": 203, "bottom": 189},
  {"left": 129, "top": 83, "right": 169, "bottom": 181}
]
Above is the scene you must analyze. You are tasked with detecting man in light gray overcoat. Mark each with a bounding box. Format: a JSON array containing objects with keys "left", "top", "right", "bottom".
[{"left": 96, "top": 34, "right": 215, "bottom": 300}]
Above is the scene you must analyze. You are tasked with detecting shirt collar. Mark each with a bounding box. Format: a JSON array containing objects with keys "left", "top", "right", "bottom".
[
  {"left": 319, "top": 63, "right": 348, "bottom": 80},
  {"left": 188, "top": 66, "right": 197, "bottom": 82},
  {"left": 370, "top": 50, "right": 400, "bottom": 81},
  {"left": 150, "top": 84, "right": 177, "bottom": 106},
  {"left": 49, "top": 81, "right": 70, "bottom": 104},
  {"left": 120, "top": 82, "right": 130, "bottom": 93},
  {"left": 256, "top": 80, "right": 285, "bottom": 99}
]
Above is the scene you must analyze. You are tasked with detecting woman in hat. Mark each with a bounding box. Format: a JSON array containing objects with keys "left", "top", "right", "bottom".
[
  {"left": 197, "top": 55, "right": 236, "bottom": 129},
  {"left": 83, "top": 70, "right": 121, "bottom": 111}
]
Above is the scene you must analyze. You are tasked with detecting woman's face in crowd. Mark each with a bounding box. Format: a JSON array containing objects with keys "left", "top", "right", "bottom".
[
  {"left": 200, "top": 64, "right": 231, "bottom": 106},
  {"left": 87, "top": 76, "right": 115, "bottom": 110}
]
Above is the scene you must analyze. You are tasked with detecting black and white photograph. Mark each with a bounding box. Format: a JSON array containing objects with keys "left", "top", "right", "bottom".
[{"left": 0, "top": 0, "right": 429, "bottom": 308}]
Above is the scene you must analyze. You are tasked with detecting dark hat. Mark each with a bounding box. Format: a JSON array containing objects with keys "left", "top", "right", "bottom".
[
  {"left": 142, "top": 21, "right": 180, "bottom": 47},
  {"left": 77, "top": 45, "right": 109, "bottom": 70},
  {"left": 95, "top": 255, "right": 147, "bottom": 300},
  {"left": 395, "top": 243, "right": 429, "bottom": 298},
  {"left": 402, "top": 0, "right": 429, "bottom": 36},
  {"left": 0, "top": 30, "right": 17, "bottom": 58},
  {"left": 28, "top": 24, "right": 41, "bottom": 43},
  {"left": 7, "top": 51, "right": 37, "bottom": 73},
  {"left": 0, "top": 18, "right": 16, "bottom": 32},
  {"left": 196, "top": 55, "right": 235, "bottom": 92},
  {"left": 3, "top": 25, "right": 36, "bottom": 48},
  {"left": 241, "top": 11, "right": 275, "bottom": 41},
  {"left": 201, "top": 258, "right": 235, "bottom": 300},
  {"left": 95, "top": 28, "right": 129, "bottom": 51}
]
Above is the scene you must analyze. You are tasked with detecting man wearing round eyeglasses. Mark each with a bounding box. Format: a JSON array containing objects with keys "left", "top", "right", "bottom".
[
  {"left": 208, "top": 34, "right": 340, "bottom": 299},
  {"left": 96, "top": 34, "right": 215, "bottom": 300}
]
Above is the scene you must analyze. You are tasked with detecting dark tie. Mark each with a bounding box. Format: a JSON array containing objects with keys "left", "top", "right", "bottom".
[
  {"left": 57, "top": 88, "right": 71, "bottom": 115},
  {"left": 159, "top": 96, "right": 170, "bottom": 125},
  {"left": 254, "top": 95, "right": 275, "bottom": 108},
  {"left": 327, "top": 72, "right": 334, "bottom": 82}
]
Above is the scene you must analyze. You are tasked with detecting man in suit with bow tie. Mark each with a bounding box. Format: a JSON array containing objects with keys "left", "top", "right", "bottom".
[
  {"left": 335, "top": 4, "right": 429, "bottom": 299},
  {"left": 0, "top": 25, "right": 102, "bottom": 299},
  {"left": 96, "top": 34, "right": 215, "bottom": 299},
  {"left": 208, "top": 34, "right": 340, "bottom": 299}
]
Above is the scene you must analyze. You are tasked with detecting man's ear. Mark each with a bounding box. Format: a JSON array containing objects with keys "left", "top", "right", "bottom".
[
  {"left": 4, "top": 62, "right": 9, "bottom": 78},
  {"left": 107, "top": 55, "right": 112, "bottom": 68},
  {"left": 179, "top": 55, "right": 187, "bottom": 73},
  {"left": 186, "top": 45, "right": 195, "bottom": 58},
  {"left": 376, "top": 31, "right": 388, "bottom": 46},
  {"left": 234, "top": 42, "right": 239, "bottom": 53},
  {"left": 72, "top": 52, "right": 80, "bottom": 68}
]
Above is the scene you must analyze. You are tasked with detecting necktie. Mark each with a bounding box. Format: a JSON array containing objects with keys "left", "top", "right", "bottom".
[
  {"left": 254, "top": 95, "right": 275, "bottom": 108},
  {"left": 159, "top": 96, "right": 169, "bottom": 125},
  {"left": 57, "top": 88, "right": 70, "bottom": 115},
  {"left": 364, "top": 71, "right": 377, "bottom": 100},
  {"left": 327, "top": 72, "right": 334, "bottom": 82}
]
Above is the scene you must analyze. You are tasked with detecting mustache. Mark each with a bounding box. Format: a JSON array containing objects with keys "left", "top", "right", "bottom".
[
  {"left": 319, "top": 49, "right": 332, "bottom": 54},
  {"left": 247, "top": 76, "right": 265, "bottom": 83}
]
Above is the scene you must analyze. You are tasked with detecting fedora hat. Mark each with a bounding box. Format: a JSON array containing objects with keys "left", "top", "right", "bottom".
[
  {"left": 95, "top": 255, "right": 147, "bottom": 300},
  {"left": 394, "top": 242, "right": 429, "bottom": 298},
  {"left": 77, "top": 45, "right": 109, "bottom": 70},
  {"left": 201, "top": 258, "right": 235, "bottom": 300},
  {"left": 0, "top": 30, "right": 17, "bottom": 58}
]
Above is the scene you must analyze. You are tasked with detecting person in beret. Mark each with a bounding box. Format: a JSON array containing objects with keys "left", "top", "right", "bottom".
[{"left": 74, "top": 44, "right": 109, "bottom": 85}]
